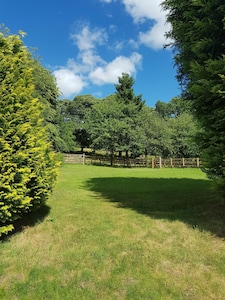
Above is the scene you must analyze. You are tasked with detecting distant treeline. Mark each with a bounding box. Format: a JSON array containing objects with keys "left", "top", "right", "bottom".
[{"left": 54, "top": 74, "right": 200, "bottom": 164}]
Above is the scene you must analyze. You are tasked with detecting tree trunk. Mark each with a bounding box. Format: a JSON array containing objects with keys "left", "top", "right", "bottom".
[{"left": 110, "top": 149, "right": 114, "bottom": 166}]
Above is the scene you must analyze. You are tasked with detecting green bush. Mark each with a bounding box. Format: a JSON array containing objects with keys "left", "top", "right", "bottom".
[{"left": 0, "top": 30, "right": 58, "bottom": 236}]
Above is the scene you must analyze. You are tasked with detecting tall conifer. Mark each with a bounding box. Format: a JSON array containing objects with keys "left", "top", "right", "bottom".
[
  {"left": 162, "top": 0, "right": 225, "bottom": 192},
  {"left": 0, "top": 30, "right": 58, "bottom": 236}
]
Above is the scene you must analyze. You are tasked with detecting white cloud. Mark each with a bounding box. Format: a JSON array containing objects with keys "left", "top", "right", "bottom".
[
  {"left": 113, "top": 41, "right": 125, "bottom": 52},
  {"left": 69, "top": 24, "right": 107, "bottom": 72},
  {"left": 70, "top": 25, "right": 108, "bottom": 51},
  {"left": 89, "top": 52, "right": 142, "bottom": 85},
  {"left": 122, "top": 0, "right": 163, "bottom": 23},
  {"left": 53, "top": 68, "right": 87, "bottom": 98},
  {"left": 109, "top": 24, "right": 118, "bottom": 33},
  {"left": 128, "top": 39, "right": 139, "bottom": 49},
  {"left": 79, "top": 50, "right": 105, "bottom": 70},
  {"left": 53, "top": 24, "right": 108, "bottom": 97},
  {"left": 115, "top": 0, "right": 171, "bottom": 49},
  {"left": 53, "top": 22, "right": 142, "bottom": 98},
  {"left": 139, "top": 19, "right": 170, "bottom": 49},
  {"left": 54, "top": 52, "right": 142, "bottom": 96}
]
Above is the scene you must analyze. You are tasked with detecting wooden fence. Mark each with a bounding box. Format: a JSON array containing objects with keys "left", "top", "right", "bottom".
[
  {"left": 64, "top": 154, "right": 201, "bottom": 168},
  {"left": 64, "top": 154, "right": 85, "bottom": 165}
]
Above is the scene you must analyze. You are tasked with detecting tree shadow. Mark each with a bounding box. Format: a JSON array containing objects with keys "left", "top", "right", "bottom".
[
  {"left": 85, "top": 177, "right": 225, "bottom": 238},
  {"left": 0, "top": 205, "right": 51, "bottom": 242}
]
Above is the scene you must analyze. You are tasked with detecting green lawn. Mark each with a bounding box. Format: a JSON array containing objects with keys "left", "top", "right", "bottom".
[{"left": 1, "top": 165, "right": 225, "bottom": 299}]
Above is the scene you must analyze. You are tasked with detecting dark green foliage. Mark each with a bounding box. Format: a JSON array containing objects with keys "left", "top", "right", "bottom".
[
  {"left": 114, "top": 73, "right": 145, "bottom": 157},
  {"left": 0, "top": 30, "right": 58, "bottom": 236},
  {"left": 55, "top": 100, "right": 77, "bottom": 152},
  {"left": 56, "top": 95, "right": 96, "bottom": 152},
  {"left": 154, "top": 98, "right": 199, "bottom": 157},
  {"left": 31, "top": 60, "right": 65, "bottom": 152},
  {"left": 155, "top": 97, "right": 191, "bottom": 118},
  {"left": 162, "top": 0, "right": 225, "bottom": 87},
  {"left": 162, "top": 0, "right": 225, "bottom": 192},
  {"left": 190, "top": 57, "right": 225, "bottom": 185},
  {"left": 74, "top": 128, "right": 91, "bottom": 152},
  {"left": 115, "top": 72, "right": 144, "bottom": 110}
]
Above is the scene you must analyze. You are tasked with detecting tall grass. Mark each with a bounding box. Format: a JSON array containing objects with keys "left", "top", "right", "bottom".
[{"left": 1, "top": 165, "right": 225, "bottom": 299}]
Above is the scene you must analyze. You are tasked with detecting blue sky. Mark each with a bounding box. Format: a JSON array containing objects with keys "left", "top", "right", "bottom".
[{"left": 1, "top": 0, "right": 181, "bottom": 107}]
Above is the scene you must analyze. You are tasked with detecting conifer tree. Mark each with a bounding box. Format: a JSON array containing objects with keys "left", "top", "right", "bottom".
[
  {"left": 0, "top": 29, "right": 58, "bottom": 236},
  {"left": 162, "top": 0, "right": 225, "bottom": 192},
  {"left": 115, "top": 73, "right": 144, "bottom": 110},
  {"left": 114, "top": 73, "right": 145, "bottom": 157}
]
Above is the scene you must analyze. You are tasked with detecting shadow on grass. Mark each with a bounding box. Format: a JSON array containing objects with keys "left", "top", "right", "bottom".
[
  {"left": 0, "top": 205, "right": 51, "bottom": 242},
  {"left": 85, "top": 177, "right": 225, "bottom": 238}
]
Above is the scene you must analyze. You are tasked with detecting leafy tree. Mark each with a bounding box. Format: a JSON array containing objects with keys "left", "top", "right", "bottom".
[
  {"left": 31, "top": 59, "right": 65, "bottom": 152},
  {"left": 74, "top": 128, "right": 91, "bottom": 152},
  {"left": 155, "top": 97, "right": 191, "bottom": 118},
  {"left": 55, "top": 100, "right": 77, "bottom": 152},
  {"left": 141, "top": 107, "right": 172, "bottom": 157},
  {"left": 154, "top": 97, "right": 199, "bottom": 157},
  {"left": 56, "top": 95, "right": 96, "bottom": 152},
  {"left": 162, "top": 0, "right": 225, "bottom": 191},
  {"left": 0, "top": 30, "right": 58, "bottom": 236},
  {"left": 155, "top": 100, "right": 170, "bottom": 118},
  {"left": 71, "top": 94, "right": 96, "bottom": 121},
  {"left": 86, "top": 95, "right": 128, "bottom": 165},
  {"left": 169, "top": 113, "right": 200, "bottom": 157}
]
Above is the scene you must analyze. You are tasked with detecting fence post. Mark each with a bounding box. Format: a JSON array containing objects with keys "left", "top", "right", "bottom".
[
  {"left": 196, "top": 157, "right": 200, "bottom": 168},
  {"left": 170, "top": 158, "right": 173, "bottom": 168},
  {"left": 152, "top": 157, "right": 154, "bottom": 169},
  {"left": 159, "top": 157, "right": 162, "bottom": 169},
  {"left": 182, "top": 158, "right": 185, "bottom": 167}
]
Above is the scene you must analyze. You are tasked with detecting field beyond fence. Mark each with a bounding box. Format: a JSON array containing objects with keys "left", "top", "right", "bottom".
[{"left": 64, "top": 154, "right": 201, "bottom": 168}]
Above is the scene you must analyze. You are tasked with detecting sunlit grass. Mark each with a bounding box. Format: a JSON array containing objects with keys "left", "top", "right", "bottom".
[{"left": 1, "top": 165, "right": 225, "bottom": 299}]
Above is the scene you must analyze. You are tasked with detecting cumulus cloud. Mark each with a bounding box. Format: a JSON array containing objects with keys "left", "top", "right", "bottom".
[
  {"left": 89, "top": 52, "right": 142, "bottom": 85},
  {"left": 122, "top": 0, "right": 162, "bottom": 23},
  {"left": 53, "top": 68, "right": 87, "bottom": 98},
  {"left": 118, "top": 0, "right": 171, "bottom": 49},
  {"left": 53, "top": 23, "right": 142, "bottom": 98},
  {"left": 54, "top": 24, "right": 107, "bottom": 97},
  {"left": 139, "top": 19, "right": 170, "bottom": 49},
  {"left": 67, "top": 25, "right": 107, "bottom": 74},
  {"left": 70, "top": 25, "right": 108, "bottom": 51}
]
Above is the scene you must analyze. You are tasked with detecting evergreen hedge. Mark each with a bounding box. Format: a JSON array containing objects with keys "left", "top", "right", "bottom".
[{"left": 0, "top": 30, "right": 58, "bottom": 236}]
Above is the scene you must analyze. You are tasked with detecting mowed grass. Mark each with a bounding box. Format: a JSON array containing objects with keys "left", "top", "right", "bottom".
[{"left": 1, "top": 165, "right": 225, "bottom": 299}]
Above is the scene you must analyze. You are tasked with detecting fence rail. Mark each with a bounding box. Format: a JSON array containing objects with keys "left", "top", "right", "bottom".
[
  {"left": 64, "top": 154, "right": 201, "bottom": 168},
  {"left": 64, "top": 154, "right": 85, "bottom": 165}
]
